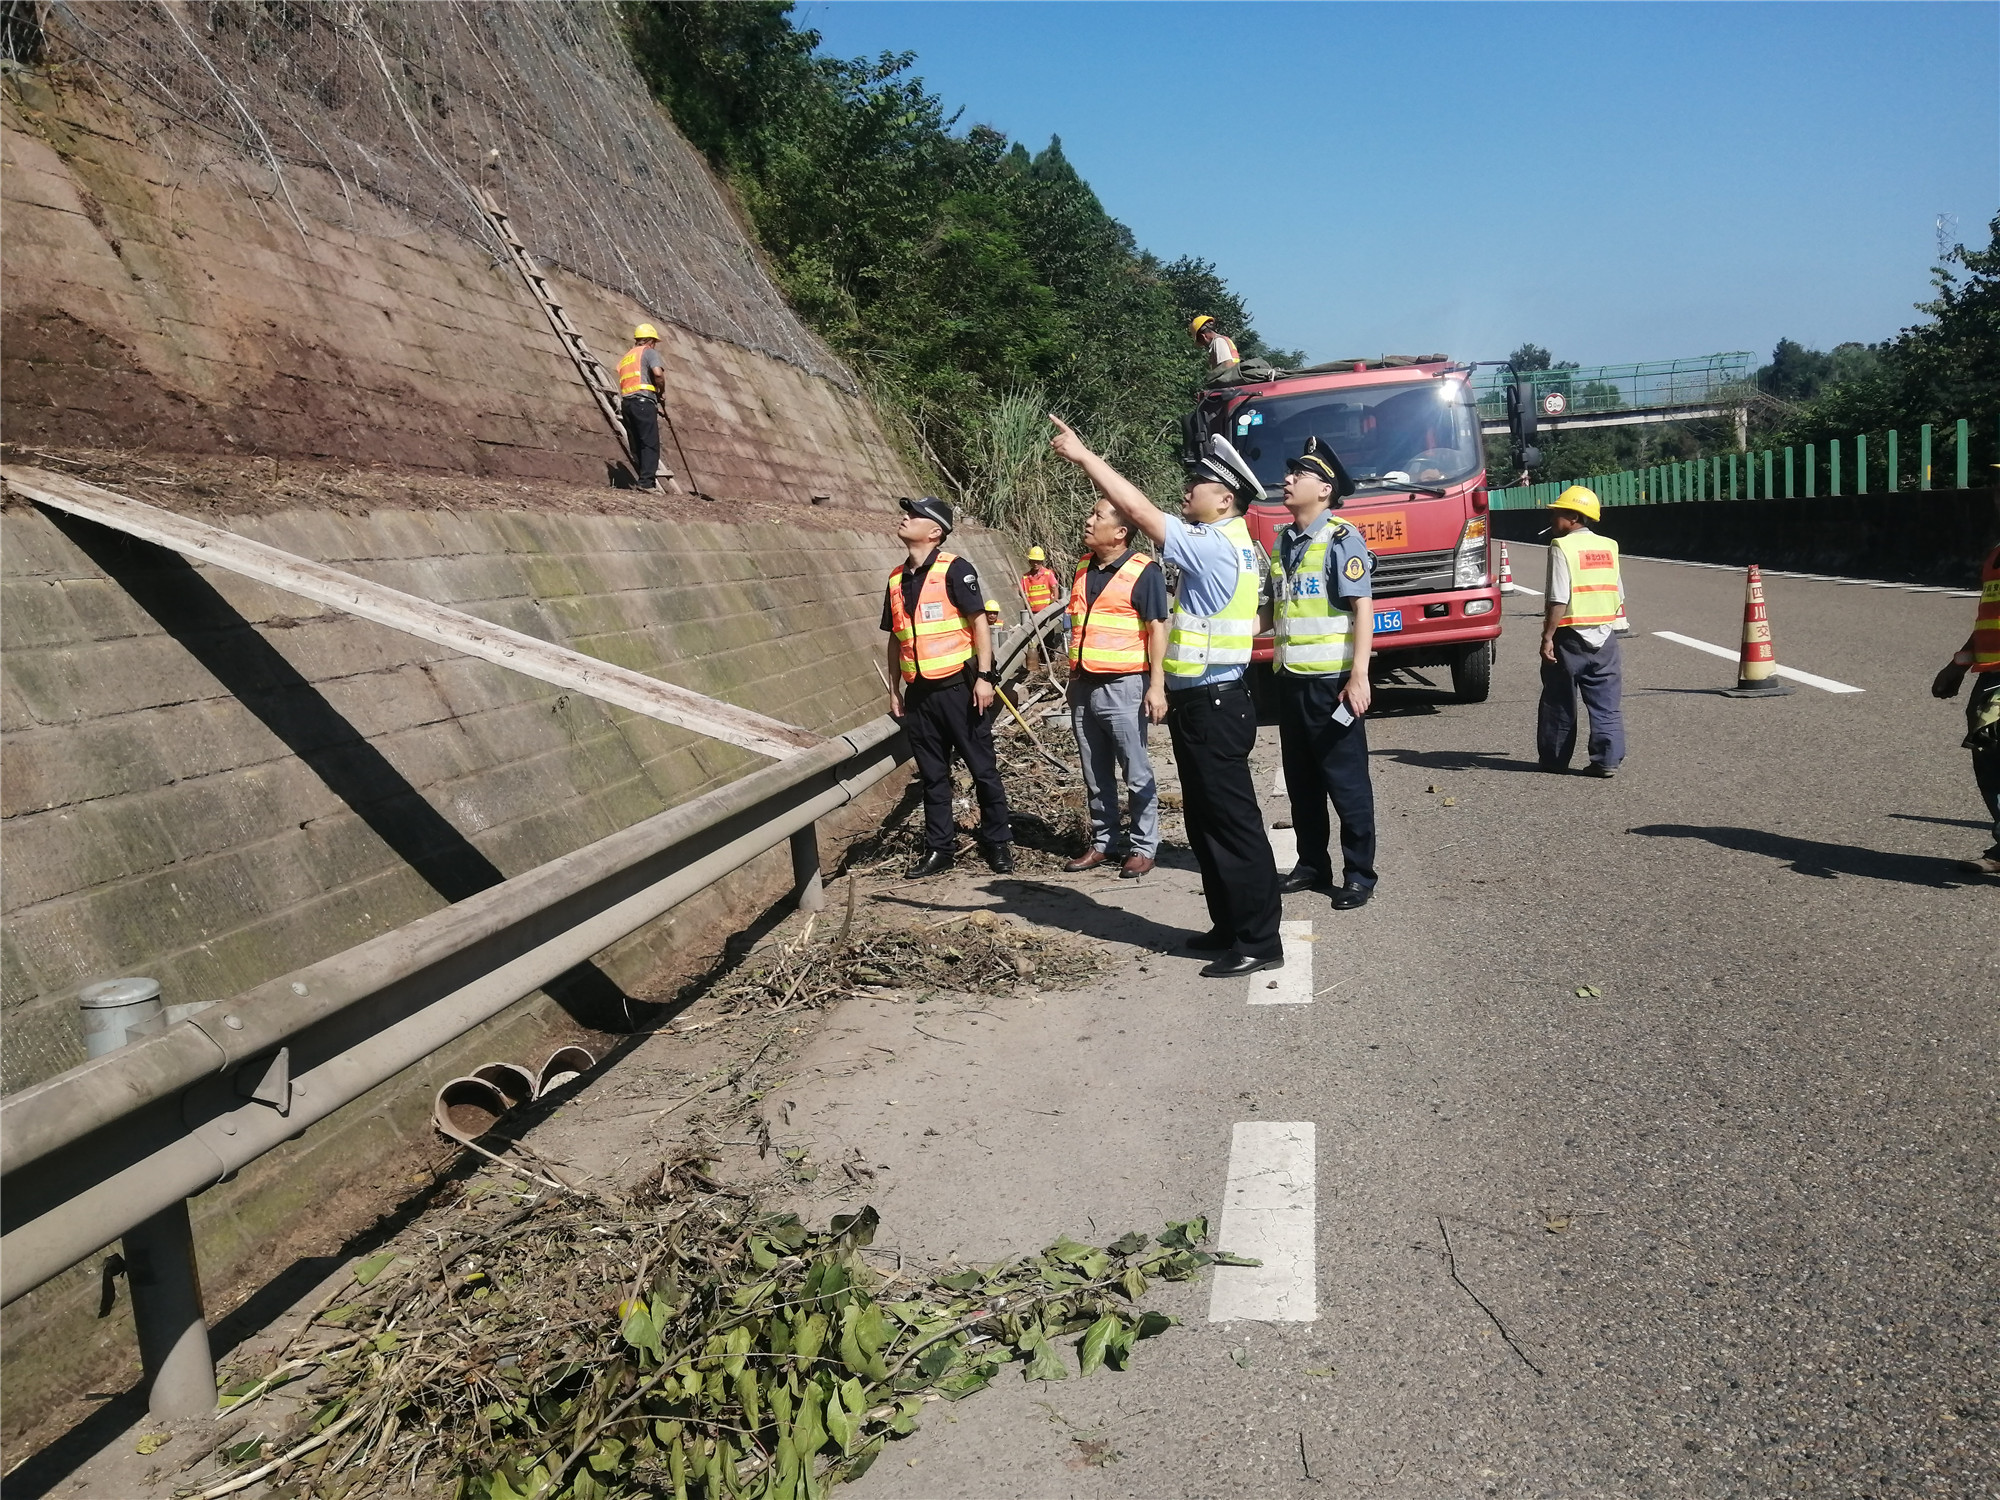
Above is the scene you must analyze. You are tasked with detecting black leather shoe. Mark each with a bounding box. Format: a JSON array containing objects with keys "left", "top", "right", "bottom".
[
  {"left": 1199, "top": 952, "right": 1284, "bottom": 979},
  {"left": 905, "top": 849, "right": 954, "bottom": 879},
  {"left": 1583, "top": 763, "right": 1618, "bottom": 779},
  {"left": 1182, "top": 929, "right": 1234, "bottom": 952},
  {"left": 982, "top": 841, "right": 1016, "bottom": 874},
  {"left": 1280, "top": 866, "right": 1334, "bottom": 894},
  {"left": 1330, "top": 884, "right": 1373, "bottom": 910}
]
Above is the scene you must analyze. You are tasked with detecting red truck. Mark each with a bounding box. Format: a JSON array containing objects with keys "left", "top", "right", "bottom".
[{"left": 1193, "top": 357, "right": 1500, "bottom": 701}]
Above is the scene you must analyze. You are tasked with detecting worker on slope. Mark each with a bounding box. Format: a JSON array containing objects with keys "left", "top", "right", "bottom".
[
  {"left": 883, "top": 496, "right": 1013, "bottom": 879},
  {"left": 1271, "top": 436, "right": 1380, "bottom": 909},
  {"left": 1190, "top": 315, "right": 1242, "bottom": 387},
  {"left": 1929, "top": 525, "right": 2000, "bottom": 878},
  {"left": 616, "top": 324, "right": 674, "bottom": 494},
  {"left": 1537, "top": 485, "right": 1626, "bottom": 777},
  {"left": 1062, "top": 497, "right": 1172, "bottom": 880},
  {"left": 1022, "top": 546, "right": 1062, "bottom": 617},
  {"left": 1050, "top": 415, "right": 1282, "bottom": 978}
]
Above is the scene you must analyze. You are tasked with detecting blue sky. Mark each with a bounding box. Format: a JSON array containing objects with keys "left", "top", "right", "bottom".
[{"left": 796, "top": 2, "right": 1998, "bottom": 370}]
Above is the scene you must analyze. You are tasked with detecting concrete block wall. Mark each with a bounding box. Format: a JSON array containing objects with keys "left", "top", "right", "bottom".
[{"left": 0, "top": 498, "right": 1021, "bottom": 1440}]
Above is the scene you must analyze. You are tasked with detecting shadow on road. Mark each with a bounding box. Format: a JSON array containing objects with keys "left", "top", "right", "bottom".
[
  {"left": 870, "top": 878, "right": 1194, "bottom": 953},
  {"left": 1629, "top": 824, "right": 1969, "bottom": 887},
  {"left": 1886, "top": 812, "right": 1992, "bottom": 831},
  {"left": 1373, "top": 747, "right": 1545, "bottom": 774}
]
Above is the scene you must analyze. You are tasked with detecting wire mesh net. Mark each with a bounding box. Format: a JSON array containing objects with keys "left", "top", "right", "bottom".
[{"left": 35, "top": 0, "right": 852, "bottom": 389}]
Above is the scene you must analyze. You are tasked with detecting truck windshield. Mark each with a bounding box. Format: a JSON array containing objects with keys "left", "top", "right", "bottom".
[{"left": 1226, "top": 377, "right": 1484, "bottom": 494}]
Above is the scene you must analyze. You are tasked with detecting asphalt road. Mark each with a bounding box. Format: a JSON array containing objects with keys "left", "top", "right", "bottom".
[{"left": 781, "top": 551, "right": 1998, "bottom": 1499}]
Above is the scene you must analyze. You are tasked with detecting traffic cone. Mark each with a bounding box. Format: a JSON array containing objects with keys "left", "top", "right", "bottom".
[
  {"left": 1499, "top": 542, "right": 1516, "bottom": 593},
  {"left": 1723, "top": 564, "right": 1794, "bottom": 696}
]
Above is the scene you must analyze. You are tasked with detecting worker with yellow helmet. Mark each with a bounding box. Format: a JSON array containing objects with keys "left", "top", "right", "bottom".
[
  {"left": 1190, "top": 315, "right": 1241, "bottom": 385},
  {"left": 1537, "top": 485, "right": 1626, "bottom": 777},
  {"left": 616, "top": 323, "right": 673, "bottom": 493}
]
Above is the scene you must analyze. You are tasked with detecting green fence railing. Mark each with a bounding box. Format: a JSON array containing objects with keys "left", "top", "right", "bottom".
[
  {"left": 1473, "top": 353, "right": 1754, "bottom": 421},
  {"left": 1489, "top": 416, "right": 1996, "bottom": 511}
]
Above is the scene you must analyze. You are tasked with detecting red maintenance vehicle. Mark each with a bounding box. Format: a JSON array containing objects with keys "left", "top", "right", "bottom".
[{"left": 1192, "top": 356, "right": 1500, "bottom": 701}]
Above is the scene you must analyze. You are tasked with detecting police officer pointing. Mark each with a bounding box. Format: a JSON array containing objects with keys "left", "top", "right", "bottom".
[
  {"left": 1272, "top": 436, "right": 1380, "bottom": 908},
  {"left": 883, "top": 497, "right": 1014, "bottom": 878},
  {"left": 1050, "top": 416, "right": 1283, "bottom": 979}
]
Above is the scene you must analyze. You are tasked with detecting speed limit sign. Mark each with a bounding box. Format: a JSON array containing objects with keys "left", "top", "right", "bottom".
[{"left": 1540, "top": 391, "right": 1568, "bottom": 417}]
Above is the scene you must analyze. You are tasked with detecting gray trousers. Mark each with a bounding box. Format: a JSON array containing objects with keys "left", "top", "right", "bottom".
[
  {"left": 1538, "top": 627, "right": 1625, "bottom": 770},
  {"left": 1069, "top": 671, "right": 1160, "bottom": 857}
]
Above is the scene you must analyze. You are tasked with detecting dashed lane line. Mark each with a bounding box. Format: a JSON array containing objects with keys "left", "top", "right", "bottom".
[
  {"left": 1268, "top": 823, "right": 1296, "bottom": 873},
  {"left": 1652, "top": 630, "right": 1865, "bottom": 693},
  {"left": 1619, "top": 552, "right": 1977, "bottom": 599},
  {"left": 1252, "top": 920, "right": 1315, "bottom": 1006},
  {"left": 1208, "top": 1121, "right": 1318, "bottom": 1322},
  {"left": 1503, "top": 582, "right": 1544, "bottom": 595}
]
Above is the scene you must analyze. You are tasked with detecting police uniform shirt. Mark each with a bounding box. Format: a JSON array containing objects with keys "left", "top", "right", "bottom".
[
  {"left": 1545, "top": 526, "right": 1619, "bottom": 648},
  {"left": 881, "top": 545, "right": 988, "bottom": 686},
  {"left": 1159, "top": 516, "right": 1263, "bottom": 690},
  {"left": 1079, "top": 548, "right": 1171, "bottom": 620}
]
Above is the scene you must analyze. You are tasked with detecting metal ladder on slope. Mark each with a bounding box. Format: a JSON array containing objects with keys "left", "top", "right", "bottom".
[{"left": 475, "top": 187, "right": 677, "bottom": 489}]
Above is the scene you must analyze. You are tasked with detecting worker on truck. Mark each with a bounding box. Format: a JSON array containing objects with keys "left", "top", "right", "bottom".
[
  {"left": 1191, "top": 315, "right": 1241, "bottom": 386},
  {"left": 616, "top": 324, "right": 673, "bottom": 493},
  {"left": 1538, "top": 486, "right": 1626, "bottom": 778},
  {"left": 1050, "top": 415, "right": 1283, "bottom": 979},
  {"left": 1271, "top": 437, "right": 1379, "bottom": 909},
  {"left": 1929, "top": 526, "right": 2000, "bottom": 878}
]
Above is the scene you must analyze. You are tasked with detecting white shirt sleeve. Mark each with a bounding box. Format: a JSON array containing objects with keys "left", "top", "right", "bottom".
[{"left": 1547, "top": 545, "right": 1570, "bottom": 604}]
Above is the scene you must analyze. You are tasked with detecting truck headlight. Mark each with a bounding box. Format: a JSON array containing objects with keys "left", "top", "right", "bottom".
[{"left": 1454, "top": 515, "right": 1489, "bottom": 588}]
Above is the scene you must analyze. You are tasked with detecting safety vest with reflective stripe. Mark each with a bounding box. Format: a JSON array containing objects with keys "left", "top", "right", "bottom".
[
  {"left": 1068, "top": 553, "right": 1151, "bottom": 675},
  {"left": 1554, "top": 529, "right": 1622, "bottom": 628},
  {"left": 617, "top": 346, "right": 657, "bottom": 396},
  {"left": 1972, "top": 545, "right": 2000, "bottom": 672},
  {"left": 1273, "top": 524, "right": 1355, "bottom": 676},
  {"left": 887, "top": 553, "right": 975, "bottom": 683},
  {"left": 1023, "top": 566, "right": 1060, "bottom": 613},
  {"left": 1164, "top": 516, "right": 1261, "bottom": 679}
]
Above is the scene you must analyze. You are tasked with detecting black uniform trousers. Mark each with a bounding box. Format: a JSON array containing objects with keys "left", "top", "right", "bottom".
[
  {"left": 1276, "top": 672, "right": 1377, "bottom": 891},
  {"left": 1165, "top": 679, "right": 1281, "bottom": 959},
  {"left": 619, "top": 393, "right": 662, "bottom": 485},
  {"left": 1970, "top": 673, "right": 2000, "bottom": 860},
  {"left": 902, "top": 673, "right": 1012, "bottom": 854}
]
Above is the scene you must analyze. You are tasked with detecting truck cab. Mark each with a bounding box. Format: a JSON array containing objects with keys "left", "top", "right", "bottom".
[{"left": 1195, "top": 357, "right": 1499, "bottom": 701}]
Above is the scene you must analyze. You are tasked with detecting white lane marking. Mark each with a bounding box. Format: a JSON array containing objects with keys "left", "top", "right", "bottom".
[
  {"left": 1268, "top": 824, "right": 1297, "bottom": 872},
  {"left": 1252, "top": 920, "right": 1315, "bottom": 1006},
  {"left": 1509, "top": 582, "right": 1543, "bottom": 595},
  {"left": 1208, "top": 1121, "right": 1317, "bottom": 1322},
  {"left": 1272, "top": 764, "right": 1287, "bottom": 799},
  {"left": 1624, "top": 553, "right": 1971, "bottom": 596},
  {"left": 1652, "top": 630, "right": 1864, "bottom": 693}
]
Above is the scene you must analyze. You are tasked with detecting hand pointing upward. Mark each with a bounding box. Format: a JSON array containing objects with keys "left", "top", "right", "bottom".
[{"left": 1049, "top": 414, "right": 1093, "bottom": 466}]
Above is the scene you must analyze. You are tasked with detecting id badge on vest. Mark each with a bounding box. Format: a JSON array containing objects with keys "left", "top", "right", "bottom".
[{"left": 920, "top": 601, "right": 945, "bottom": 622}]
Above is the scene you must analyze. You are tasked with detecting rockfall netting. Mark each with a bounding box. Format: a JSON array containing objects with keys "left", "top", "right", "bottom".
[{"left": 33, "top": 0, "right": 853, "bottom": 388}]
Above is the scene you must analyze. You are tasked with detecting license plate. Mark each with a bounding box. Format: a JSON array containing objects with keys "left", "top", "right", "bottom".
[{"left": 1373, "top": 609, "right": 1404, "bottom": 634}]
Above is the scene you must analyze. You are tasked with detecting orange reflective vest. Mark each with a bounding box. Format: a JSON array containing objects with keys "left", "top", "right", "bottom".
[
  {"left": 1972, "top": 544, "right": 2000, "bottom": 672},
  {"left": 1554, "top": 530, "right": 1622, "bottom": 628},
  {"left": 1068, "top": 552, "right": 1151, "bottom": 675},
  {"left": 888, "top": 553, "right": 975, "bottom": 683},
  {"left": 1023, "top": 566, "right": 1060, "bottom": 613},
  {"left": 617, "top": 346, "right": 657, "bottom": 396}
]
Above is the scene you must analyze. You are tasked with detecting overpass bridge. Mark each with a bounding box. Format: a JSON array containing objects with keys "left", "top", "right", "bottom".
[{"left": 1475, "top": 352, "right": 1756, "bottom": 443}]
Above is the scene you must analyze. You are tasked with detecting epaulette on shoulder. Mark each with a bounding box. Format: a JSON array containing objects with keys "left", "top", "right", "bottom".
[{"left": 1328, "top": 520, "right": 1350, "bottom": 539}]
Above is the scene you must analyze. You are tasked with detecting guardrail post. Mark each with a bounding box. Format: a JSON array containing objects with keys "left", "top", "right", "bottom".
[
  {"left": 789, "top": 825, "right": 825, "bottom": 914},
  {"left": 1806, "top": 444, "right": 1816, "bottom": 498},
  {"left": 78, "top": 979, "right": 216, "bottom": 1417},
  {"left": 1856, "top": 434, "right": 1868, "bottom": 495},
  {"left": 1956, "top": 419, "right": 1970, "bottom": 488},
  {"left": 1887, "top": 430, "right": 1898, "bottom": 493},
  {"left": 1920, "top": 424, "right": 1933, "bottom": 489}
]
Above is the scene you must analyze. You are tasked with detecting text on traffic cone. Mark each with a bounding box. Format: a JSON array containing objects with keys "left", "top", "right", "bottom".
[{"left": 1729, "top": 564, "right": 1791, "bottom": 694}]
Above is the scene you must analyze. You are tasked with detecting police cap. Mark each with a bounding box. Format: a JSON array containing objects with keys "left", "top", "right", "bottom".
[
  {"left": 898, "top": 495, "right": 955, "bottom": 533},
  {"left": 1285, "top": 436, "right": 1355, "bottom": 497}
]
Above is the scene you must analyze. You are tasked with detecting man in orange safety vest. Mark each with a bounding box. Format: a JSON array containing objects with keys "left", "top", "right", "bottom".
[{"left": 615, "top": 324, "right": 674, "bottom": 493}]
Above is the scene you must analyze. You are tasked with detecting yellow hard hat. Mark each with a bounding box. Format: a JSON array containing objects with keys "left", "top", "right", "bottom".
[
  {"left": 1026, "top": 546, "right": 1046, "bottom": 561},
  {"left": 633, "top": 323, "right": 660, "bottom": 341},
  {"left": 1551, "top": 485, "right": 1600, "bottom": 523},
  {"left": 1190, "top": 315, "right": 1215, "bottom": 336},
  {"left": 984, "top": 598, "right": 1001, "bottom": 613}
]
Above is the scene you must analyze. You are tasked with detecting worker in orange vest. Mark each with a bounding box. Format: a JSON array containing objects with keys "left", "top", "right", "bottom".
[
  {"left": 1930, "top": 527, "right": 2000, "bottom": 877},
  {"left": 615, "top": 324, "right": 674, "bottom": 493},
  {"left": 1022, "top": 547, "right": 1061, "bottom": 615},
  {"left": 1062, "top": 498, "right": 1171, "bottom": 879},
  {"left": 883, "top": 496, "right": 1013, "bottom": 879}
]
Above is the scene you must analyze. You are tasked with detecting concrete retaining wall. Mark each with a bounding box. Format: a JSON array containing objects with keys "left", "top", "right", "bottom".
[{"left": 1491, "top": 490, "right": 2000, "bottom": 587}]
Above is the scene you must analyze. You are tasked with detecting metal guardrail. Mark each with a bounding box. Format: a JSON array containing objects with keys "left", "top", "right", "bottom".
[
  {"left": 1473, "top": 353, "right": 1754, "bottom": 420},
  {"left": 0, "top": 590, "right": 1066, "bottom": 1412}
]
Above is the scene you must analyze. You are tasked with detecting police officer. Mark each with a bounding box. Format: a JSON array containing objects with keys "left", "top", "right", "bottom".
[
  {"left": 1538, "top": 486, "right": 1626, "bottom": 777},
  {"left": 882, "top": 496, "right": 1013, "bottom": 878},
  {"left": 1271, "top": 436, "right": 1379, "bottom": 909},
  {"left": 1050, "top": 416, "right": 1282, "bottom": 978},
  {"left": 616, "top": 324, "right": 674, "bottom": 493}
]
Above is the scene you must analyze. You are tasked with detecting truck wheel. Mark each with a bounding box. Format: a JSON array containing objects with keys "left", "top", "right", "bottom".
[{"left": 1451, "top": 641, "right": 1494, "bottom": 703}]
